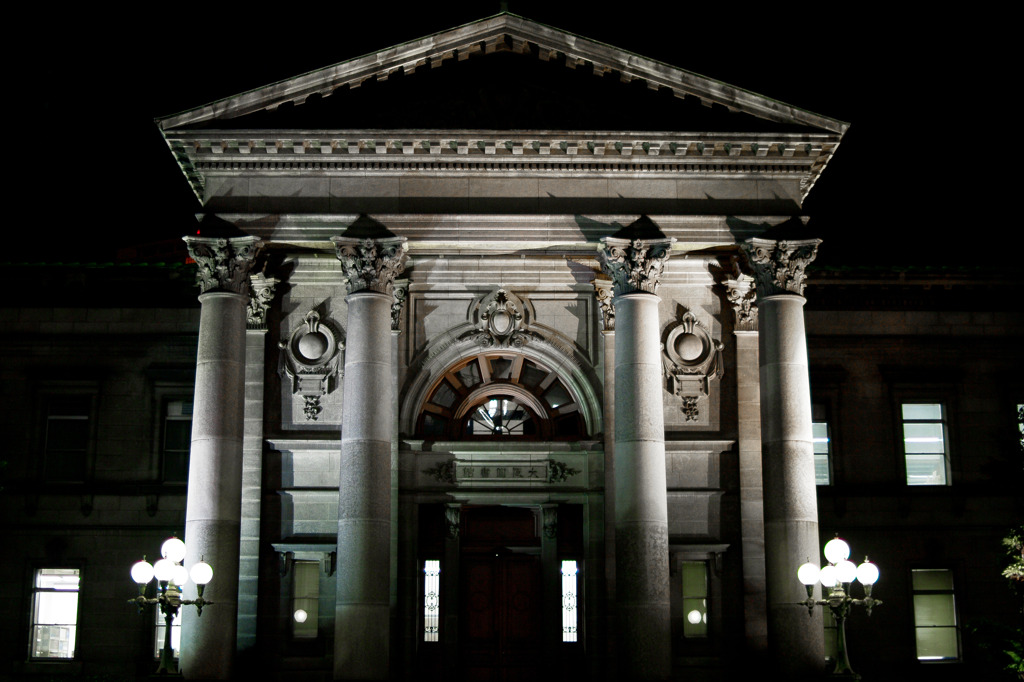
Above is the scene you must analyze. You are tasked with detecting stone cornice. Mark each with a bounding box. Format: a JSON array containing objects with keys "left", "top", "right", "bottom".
[
  {"left": 155, "top": 14, "right": 848, "bottom": 135},
  {"left": 164, "top": 131, "right": 838, "bottom": 205}
]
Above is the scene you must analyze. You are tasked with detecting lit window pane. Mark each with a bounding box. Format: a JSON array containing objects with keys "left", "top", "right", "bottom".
[
  {"left": 31, "top": 569, "right": 80, "bottom": 659},
  {"left": 912, "top": 569, "right": 959, "bottom": 660},
  {"left": 901, "top": 403, "right": 949, "bottom": 486},
  {"left": 293, "top": 561, "right": 319, "bottom": 639},
  {"left": 681, "top": 561, "right": 708, "bottom": 638},
  {"left": 561, "top": 560, "right": 578, "bottom": 643},
  {"left": 424, "top": 560, "right": 440, "bottom": 642}
]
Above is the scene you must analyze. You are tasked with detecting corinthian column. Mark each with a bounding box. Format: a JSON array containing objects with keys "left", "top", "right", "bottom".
[
  {"left": 599, "top": 236, "right": 673, "bottom": 680},
  {"left": 180, "top": 235, "right": 262, "bottom": 680},
  {"left": 331, "top": 236, "right": 407, "bottom": 680},
  {"left": 742, "top": 238, "right": 824, "bottom": 677}
]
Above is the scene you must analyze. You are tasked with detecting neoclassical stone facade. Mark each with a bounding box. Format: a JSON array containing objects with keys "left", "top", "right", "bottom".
[
  {"left": 5, "top": 12, "right": 1020, "bottom": 682},
  {"left": 153, "top": 14, "right": 846, "bottom": 681}
]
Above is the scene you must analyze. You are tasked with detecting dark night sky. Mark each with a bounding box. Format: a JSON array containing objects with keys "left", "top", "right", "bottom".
[{"left": 21, "top": 3, "right": 1006, "bottom": 268}]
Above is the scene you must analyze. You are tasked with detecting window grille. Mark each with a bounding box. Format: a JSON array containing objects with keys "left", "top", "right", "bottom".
[
  {"left": 561, "top": 560, "right": 578, "bottom": 642},
  {"left": 424, "top": 560, "right": 440, "bottom": 642}
]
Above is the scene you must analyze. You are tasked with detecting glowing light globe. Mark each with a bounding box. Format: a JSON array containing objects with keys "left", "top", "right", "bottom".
[
  {"left": 153, "top": 558, "right": 175, "bottom": 582},
  {"left": 131, "top": 560, "right": 154, "bottom": 585},
  {"left": 857, "top": 559, "right": 879, "bottom": 585},
  {"left": 836, "top": 560, "right": 858, "bottom": 584},
  {"left": 797, "top": 562, "right": 820, "bottom": 586},
  {"left": 190, "top": 561, "right": 213, "bottom": 586},
  {"left": 687, "top": 610, "right": 702, "bottom": 625},
  {"left": 823, "top": 537, "right": 851, "bottom": 565},
  {"left": 161, "top": 537, "right": 187, "bottom": 564},
  {"left": 294, "top": 609, "right": 308, "bottom": 624},
  {"left": 818, "top": 564, "right": 838, "bottom": 588}
]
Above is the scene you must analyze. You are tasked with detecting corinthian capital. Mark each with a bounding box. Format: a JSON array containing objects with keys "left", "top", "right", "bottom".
[
  {"left": 722, "top": 275, "right": 757, "bottom": 331},
  {"left": 742, "top": 238, "right": 821, "bottom": 298},
  {"left": 184, "top": 235, "right": 263, "bottom": 296},
  {"left": 598, "top": 237, "right": 674, "bottom": 296},
  {"left": 332, "top": 237, "right": 408, "bottom": 295},
  {"left": 247, "top": 272, "right": 278, "bottom": 330}
]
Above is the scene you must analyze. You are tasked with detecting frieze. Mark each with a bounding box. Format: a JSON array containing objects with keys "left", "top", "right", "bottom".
[
  {"left": 421, "top": 458, "right": 582, "bottom": 486},
  {"left": 742, "top": 238, "right": 821, "bottom": 298},
  {"left": 184, "top": 235, "right": 263, "bottom": 296}
]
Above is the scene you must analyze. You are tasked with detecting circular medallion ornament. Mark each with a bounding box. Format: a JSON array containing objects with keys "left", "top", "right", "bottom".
[{"left": 297, "top": 330, "right": 329, "bottom": 361}]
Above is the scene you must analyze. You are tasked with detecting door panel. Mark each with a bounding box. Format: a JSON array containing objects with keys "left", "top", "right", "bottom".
[{"left": 461, "top": 553, "right": 542, "bottom": 681}]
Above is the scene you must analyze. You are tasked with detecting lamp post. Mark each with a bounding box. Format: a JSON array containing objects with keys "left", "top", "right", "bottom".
[
  {"left": 797, "top": 536, "right": 881, "bottom": 680},
  {"left": 129, "top": 537, "right": 214, "bottom": 674}
]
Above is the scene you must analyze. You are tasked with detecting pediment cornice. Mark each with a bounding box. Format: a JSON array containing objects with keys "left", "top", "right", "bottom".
[{"left": 155, "top": 13, "right": 848, "bottom": 135}]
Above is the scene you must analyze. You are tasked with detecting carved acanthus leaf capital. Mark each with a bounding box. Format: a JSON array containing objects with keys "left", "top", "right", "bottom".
[
  {"left": 184, "top": 235, "right": 263, "bottom": 296},
  {"left": 594, "top": 279, "right": 615, "bottom": 331},
  {"left": 598, "top": 237, "right": 674, "bottom": 296},
  {"left": 722, "top": 275, "right": 758, "bottom": 330},
  {"left": 391, "top": 278, "right": 409, "bottom": 331},
  {"left": 247, "top": 272, "right": 278, "bottom": 329},
  {"left": 332, "top": 237, "right": 408, "bottom": 295},
  {"left": 742, "top": 238, "right": 820, "bottom": 298}
]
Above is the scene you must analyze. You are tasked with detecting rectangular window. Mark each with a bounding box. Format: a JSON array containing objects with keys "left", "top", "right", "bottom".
[
  {"left": 162, "top": 399, "right": 193, "bottom": 483},
  {"left": 154, "top": 606, "right": 181, "bottom": 659},
  {"left": 561, "top": 560, "right": 578, "bottom": 643},
  {"left": 31, "top": 569, "right": 80, "bottom": 659},
  {"left": 292, "top": 561, "right": 319, "bottom": 639},
  {"left": 44, "top": 397, "right": 91, "bottom": 481},
  {"left": 812, "top": 403, "right": 832, "bottom": 485},
  {"left": 681, "top": 561, "right": 708, "bottom": 638},
  {"left": 902, "top": 403, "right": 949, "bottom": 485},
  {"left": 912, "top": 569, "right": 959, "bottom": 660},
  {"left": 423, "top": 560, "right": 440, "bottom": 642}
]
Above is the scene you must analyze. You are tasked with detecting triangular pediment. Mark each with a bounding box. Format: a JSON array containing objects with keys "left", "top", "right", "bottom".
[{"left": 156, "top": 13, "right": 847, "bottom": 134}]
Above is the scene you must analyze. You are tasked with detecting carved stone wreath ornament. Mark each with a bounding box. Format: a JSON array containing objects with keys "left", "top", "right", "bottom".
[
  {"left": 661, "top": 311, "right": 724, "bottom": 421},
  {"left": 279, "top": 310, "right": 344, "bottom": 421},
  {"left": 463, "top": 289, "right": 536, "bottom": 348}
]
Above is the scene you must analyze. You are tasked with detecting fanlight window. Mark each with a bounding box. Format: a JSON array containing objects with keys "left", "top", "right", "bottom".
[{"left": 418, "top": 353, "right": 583, "bottom": 439}]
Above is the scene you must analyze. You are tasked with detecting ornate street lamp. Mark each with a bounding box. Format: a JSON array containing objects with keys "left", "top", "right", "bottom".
[
  {"left": 797, "top": 535, "right": 881, "bottom": 680},
  {"left": 129, "top": 537, "right": 213, "bottom": 674}
]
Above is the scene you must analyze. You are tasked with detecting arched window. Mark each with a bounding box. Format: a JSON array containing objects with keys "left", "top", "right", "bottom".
[{"left": 417, "top": 353, "right": 583, "bottom": 439}]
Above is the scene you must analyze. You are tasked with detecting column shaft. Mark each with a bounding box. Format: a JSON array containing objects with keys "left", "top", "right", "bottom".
[
  {"left": 758, "top": 294, "right": 824, "bottom": 675},
  {"left": 181, "top": 291, "right": 248, "bottom": 679},
  {"left": 614, "top": 292, "right": 670, "bottom": 680},
  {"left": 335, "top": 291, "right": 394, "bottom": 680}
]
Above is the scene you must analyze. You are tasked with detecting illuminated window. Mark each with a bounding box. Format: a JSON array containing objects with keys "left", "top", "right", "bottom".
[
  {"left": 812, "top": 403, "right": 832, "bottom": 485},
  {"left": 561, "top": 560, "right": 578, "bottom": 643},
  {"left": 423, "top": 560, "right": 440, "bottom": 642},
  {"left": 162, "top": 399, "right": 192, "bottom": 483},
  {"left": 912, "top": 569, "right": 959, "bottom": 660},
  {"left": 292, "top": 561, "right": 319, "bottom": 639},
  {"left": 902, "top": 403, "right": 949, "bottom": 485},
  {"left": 30, "top": 569, "right": 80, "bottom": 659},
  {"left": 466, "top": 398, "right": 533, "bottom": 436},
  {"left": 154, "top": 606, "right": 181, "bottom": 659},
  {"left": 681, "top": 561, "right": 708, "bottom": 638}
]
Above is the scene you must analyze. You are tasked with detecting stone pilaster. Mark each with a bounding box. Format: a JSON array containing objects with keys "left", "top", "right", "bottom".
[
  {"left": 595, "top": 278, "right": 617, "bottom": 675},
  {"left": 238, "top": 273, "right": 276, "bottom": 651},
  {"left": 180, "top": 235, "right": 262, "bottom": 680},
  {"left": 723, "top": 272, "right": 767, "bottom": 654},
  {"left": 599, "top": 236, "right": 673, "bottom": 680},
  {"left": 331, "top": 236, "right": 407, "bottom": 680},
  {"left": 741, "top": 238, "right": 824, "bottom": 676}
]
